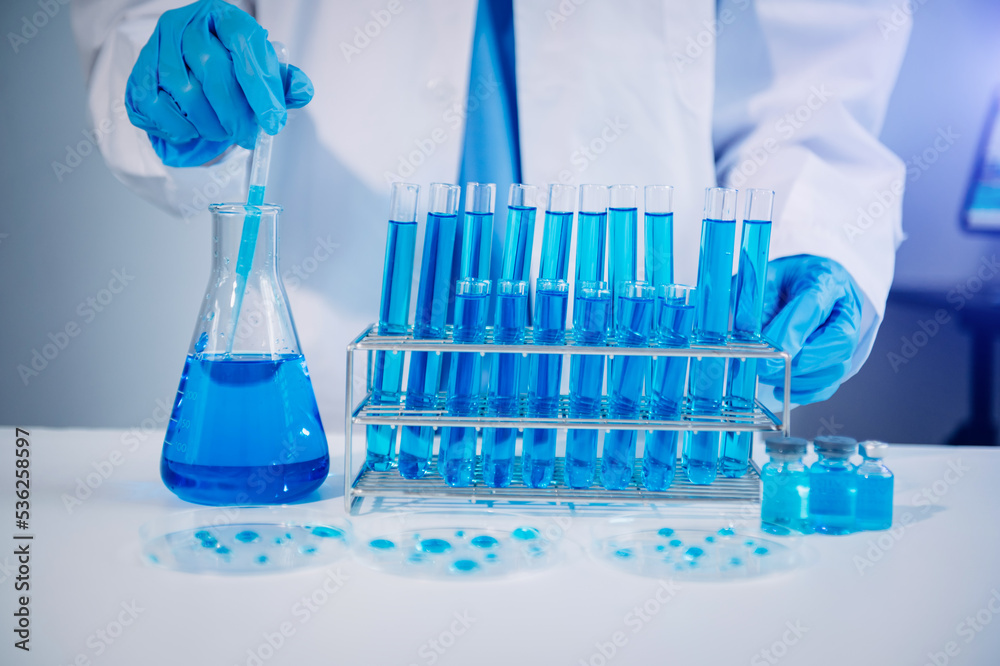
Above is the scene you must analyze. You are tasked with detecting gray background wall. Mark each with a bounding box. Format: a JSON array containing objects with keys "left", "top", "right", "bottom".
[{"left": 1, "top": 0, "right": 998, "bottom": 445}]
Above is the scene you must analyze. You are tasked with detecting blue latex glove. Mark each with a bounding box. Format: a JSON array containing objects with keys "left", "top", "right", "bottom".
[
  {"left": 758, "top": 255, "right": 863, "bottom": 405},
  {"left": 125, "top": 0, "right": 314, "bottom": 167}
]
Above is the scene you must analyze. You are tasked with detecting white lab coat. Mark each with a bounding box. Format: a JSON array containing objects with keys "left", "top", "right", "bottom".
[{"left": 72, "top": 0, "right": 911, "bottom": 424}]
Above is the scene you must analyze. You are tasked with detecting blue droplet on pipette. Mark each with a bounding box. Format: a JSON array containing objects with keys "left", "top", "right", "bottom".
[
  {"left": 234, "top": 530, "right": 259, "bottom": 544},
  {"left": 452, "top": 559, "right": 480, "bottom": 573},
  {"left": 370, "top": 538, "right": 396, "bottom": 550},
  {"left": 418, "top": 538, "right": 452, "bottom": 554},
  {"left": 311, "top": 526, "right": 344, "bottom": 539},
  {"left": 512, "top": 527, "right": 539, "bottom": 541},
  {"left": 657, "top": 528, "right": 675, "bottom": 537},
  {"left": 471, "top": 535, "right": 499, "bottom": 549}
]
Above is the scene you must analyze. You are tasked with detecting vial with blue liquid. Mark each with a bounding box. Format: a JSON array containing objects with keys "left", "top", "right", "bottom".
[
  {"left": 721, "top": 188, "right": 774, "bottom": 478},
  {"left": 161, "top": 203, "right": 329, "bottom": 505},
  {"left": 459, "top": 182, "right": 495, "bottom": 281},
  {"left": 809, "top": 436, "right": 858, "bottom": 535},
  {"left": 643, "top": 284, "right": 695, "bottom": 491},
  {"left": 760, "top": 436, "right": 811, "bottom": 535},
  {"left": 575, "top": 185, "right": 609, "bottom": 287},
  {"left": 607, "top": 185, "right": 638, "bottom": 319},
  {"left": 539, "top": 184, "right": 576, "bottom": 282},
  {"left": 367, "top": 182, "right": 419, "bottom": 471},
  {"left": 523, "top": 278, "right": 569, "bottom": 488},
  {"left": 439, "top": 279, "right": 490, "bottom": 487},
  {"left": 856, "top": 441, "right": 893, "bottom": 531},
  {"left": 566, "top": 281, "right": 611, "bottom": 488},
  {"left": 500, "top": 184, "right": 538, "bottom": 286},
  {"left": 399, "top": 183, "right": 460, "bottom": 480},
  {"left": 482, "top": 279, "right": 529, "bottom": 487},
  {"left": 643, "top": 185, "right": 674, "bottom": 288},
  {"left": 602, "top": 281, "right": 654, "bottom": 490}
]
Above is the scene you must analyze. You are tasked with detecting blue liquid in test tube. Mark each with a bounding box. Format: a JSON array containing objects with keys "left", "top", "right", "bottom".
[
  {"left": 522, "top": 279, "right": 569, "bottom": 488},
  {"left": 721, "top": 189, "right": 774, "bottom": 478},
  {"left": 574, "top": 185, "right": 609, "bottom": 286},
  {"left": 366, "top": 183, "right": 419, "bottom": 471},
  {"left": 643, "top": 285, "right": 695, "bottom": 491},
  {"left": 439, "top": 279, "right": 490, "bottom": 487},
  {"left": 644, "top": 185, "right": 674, "bottom": 289},
  {"left": 566, "top": 281, "right": 611, "bottom": 488},
  {"left": 459, "top": 182, "right": 495, "bottom": 280},
  {"left": 482, "top": 280, "right": 529, "bottom": 487},
  {"left": 399, "top": 183, "right": 460, "bottom": 480},
  {"left": 607, "top": 185, "right": 638, "bottom": 319},
  {"left": 686, "top": 187, "right": 737, "bottom": 485},
  {"left": 500, "top": 185, "right": 539, "bottom": 285},
  {"left": 602, "top": 282, "right": 654, "bottom": 490},
  {"left": 539, "top": 184, "right": 576, "bottom": 281}
]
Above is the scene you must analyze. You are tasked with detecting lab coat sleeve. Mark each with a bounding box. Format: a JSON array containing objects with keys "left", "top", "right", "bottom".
[
  {"left": 712, "top": 0, "right": 912, "bottom": 377},
  {"left": 71, "top": 0, "right": 254, "bottom": 218}
]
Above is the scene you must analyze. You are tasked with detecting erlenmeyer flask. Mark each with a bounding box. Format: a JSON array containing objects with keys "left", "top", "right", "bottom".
[{"left": 161, "top": 203, "right": 329, "bottom": 505}]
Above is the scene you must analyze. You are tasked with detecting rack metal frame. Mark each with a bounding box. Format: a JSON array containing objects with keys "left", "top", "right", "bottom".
[{"left": 344, "top": 325, "right": 792, "bottom": 513}]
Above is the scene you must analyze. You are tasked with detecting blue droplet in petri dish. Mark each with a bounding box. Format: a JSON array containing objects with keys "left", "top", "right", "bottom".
[
  {"left": 215, "top": 545, "right": 231, "bottom": 555},
  {"left": 485, "top": 553, "right": 498, "bottom": 561},
  {"left": 684, "top": 546, "right": 705, "bottom": 561},
  {"left": 452, "top": 559, "right": 480, "bottom": 573},
  {"left": 744, "top": 539, "right": 756, "bottom": 547},
  {"left": 199, "top": 536, "right": 218, "bottom": 548},
  {"left": 718, "top": 527, "right": 736, "bottom": 537},
  {"left": 471, "top": 535, "right": 499, "bottom": 549},
  {"left": 235, "top": 530, "right": 259, "bottom": 544},
  {"left": 256, "top": 555, "right": 269, "bottom": 564},
  {"left": 669, "top": 539, "right": 683, "bottom": 548},
  {"left": 408, "top": 552, "right": 427, "bottom": 564},
  {"left": 614, "top": 548, "right": 633, "bottom": 559},
  {"left": 730, "top": 557, "right": 743, "bottom": 566},
  {"left": 705, "top": 536, "right": 716, "bottom": 543},
  {"left": 753, "top": 546, "right": 769, "bottom": 556},
  {"left": 370, "top": 538, "right": 396, "bottom": 550},
  {"left": 657, "top": 527, "right": 675, "bottom": 538},
  {"left": 300, "top": 546, "right": 318, "bottom": 555},
  {"left": 418, "top": 538, "right": 452, "bottom": 554},
  {"left": 655, "top": 544, "right": 666, "bottom": 552},
  {"left": 194, "top": 530, "right": 212, "bottom": 541},
  {"left": 455, "top": 530, "right": 465, "bottom": 538},
  {"left": 312, "top": 526, "right": 344, "bottom": 539},
  {"left": 512, "top": 527, "right": 539, "bottom": 541}
]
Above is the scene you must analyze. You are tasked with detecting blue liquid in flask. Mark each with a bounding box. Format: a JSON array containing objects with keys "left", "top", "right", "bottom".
[{"left": 162, "top": 354, "right": 329, "bottom": 505}]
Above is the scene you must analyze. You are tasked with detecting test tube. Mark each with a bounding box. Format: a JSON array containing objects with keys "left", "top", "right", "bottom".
[
  {"left": 721, "top": 189, "right": 774, "bottom": 478},
  {"left": 482, "top": 279, "right": 529, "bottom": 487},
  {"left": 644, "top": 185, "right": 674, "bottom": 288},
  {"left": 608, "top": 185, "right": 639, "bottom": 317},
  {"left": 575, "top": 185, "right": 609, "bottom": 286},
  {"left": 539, "top": 184, "right": 576, "bottom": 281},
  {"left": 642, "top": 284, "right": 696, "bottom": 491},
  {"left": 601, "top": 281, "right": 654, "bottom": 490},
  {"left": 366, "top": 182, "right": 419, "bottom": 471},
  {"left": 439, "top": 278, "right": 491, "bottom": 486},
  {"left": 565, "top": 281, "right": 611, "bottom": 488},
  {"left": 398, "top": 183, "right": 460, "bottom": 480},
  {"left": 460, "top": 183, "right": 495, "bottom": 280},
  {"left": 522, "top": 278, "right": 569, "bottom": 488},
  {"left": 501, "top": 185, "right": 539, "bottom": 284}
]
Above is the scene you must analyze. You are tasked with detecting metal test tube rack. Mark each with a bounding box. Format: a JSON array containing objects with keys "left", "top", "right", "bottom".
[{"left": 344, "top": 325, "right": 792, "bottom": 513}]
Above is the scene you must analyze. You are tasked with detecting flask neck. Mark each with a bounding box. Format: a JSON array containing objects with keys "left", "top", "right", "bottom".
[{"left": 213, "top": 207, "right": 279, "bottom": 278}]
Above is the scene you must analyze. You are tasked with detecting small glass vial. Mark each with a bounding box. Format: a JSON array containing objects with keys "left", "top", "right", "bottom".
[
  {"left": 760, "top": 436, "right": 811, "bottom": 535},
  {"left": 808, "top": 436, "right": 858, "bottom": 535},
  {"left": 855, "top": 441, "right": 894, "bottom": 531}
]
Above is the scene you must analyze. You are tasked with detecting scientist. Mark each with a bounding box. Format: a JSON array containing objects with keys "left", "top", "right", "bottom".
[{"left": 72, "top": 0, "right": 910, "bottom": 420}]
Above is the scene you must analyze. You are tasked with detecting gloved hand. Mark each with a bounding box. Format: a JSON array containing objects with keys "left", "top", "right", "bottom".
[
  {"left": 125, "top": 0, "right": 314, "bottom": 167},
  {"left": 758, "top": 255, "right": 863, "bottom": 405}
]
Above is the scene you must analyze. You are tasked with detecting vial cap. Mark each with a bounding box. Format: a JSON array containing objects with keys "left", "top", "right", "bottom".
[
  {"left": 813, "top": 435, "right": 858, "bottom": 455},
  {"left": 765, "top": 436, "right": 808, "bottom": 456},
  {"left": 860, "top": 440, "right": 888, "bottom": 459}
]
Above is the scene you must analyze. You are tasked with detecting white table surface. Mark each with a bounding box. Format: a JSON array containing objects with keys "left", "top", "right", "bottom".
[{"left": 2, "top": 426, "right": 999, "bottom": 666}]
